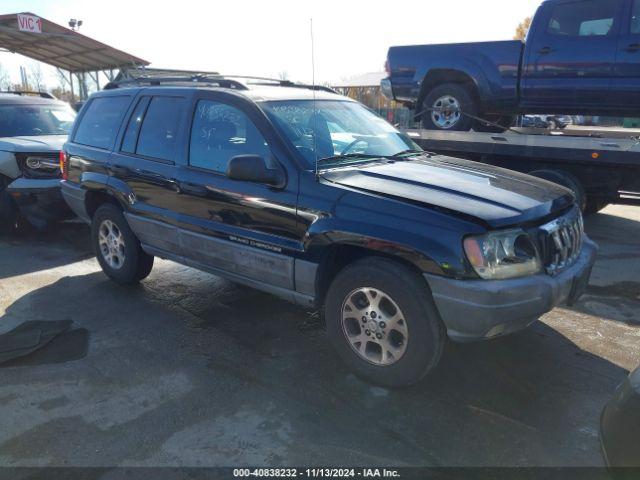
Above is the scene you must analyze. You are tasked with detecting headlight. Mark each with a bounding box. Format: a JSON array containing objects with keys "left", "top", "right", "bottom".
[
  {"left": 25, "top": 156, "right": 59, "bottom": 170},
  {"left": 463, "top": 229, "right": 542, "bottom": 280}
]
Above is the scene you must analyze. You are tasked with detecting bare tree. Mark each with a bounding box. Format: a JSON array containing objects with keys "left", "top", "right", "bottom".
[
  {"left": 278, "top": 71, "right": 289, "bottom": 81},
  {"left": 28, "top": 63, "right": 45, "bottom": 91},
  {"left": 55, "top": 68, "right": 70, "bottom": 92},
  {"left": 514, "top": 17, "right": 532, "bottom": 41},
  {"left": 0, "top": 63, "right": 11, "bottom": 91}
]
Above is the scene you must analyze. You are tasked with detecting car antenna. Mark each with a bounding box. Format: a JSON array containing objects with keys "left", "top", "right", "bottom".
[{"left": 311, "top": 17, "right": 319, "bottom": 180}]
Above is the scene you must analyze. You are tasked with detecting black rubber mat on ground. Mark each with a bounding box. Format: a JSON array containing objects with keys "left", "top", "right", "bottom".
[
  {"left": 0, "top": 320, "right": 73, "bottom": 365},
  {"left": 2, "top": 328, "right": 89, "bottom": 367}
]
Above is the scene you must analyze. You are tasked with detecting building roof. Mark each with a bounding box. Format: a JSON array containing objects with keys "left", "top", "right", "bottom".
[
  {"left": 333, "top": 72, "right": 386, "bottom": 88},
  {"left": 0, "top": 12, "right": 149, "bottom": 73}
]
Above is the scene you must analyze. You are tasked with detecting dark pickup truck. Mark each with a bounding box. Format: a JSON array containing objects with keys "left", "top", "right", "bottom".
[{"left": 383, "top": 0, "right": 640, "bottom": 131}]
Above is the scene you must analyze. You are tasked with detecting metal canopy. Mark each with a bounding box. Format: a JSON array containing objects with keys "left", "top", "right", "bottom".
[{"left": 0, "top": 12, "right": 149, "bottom": 73}]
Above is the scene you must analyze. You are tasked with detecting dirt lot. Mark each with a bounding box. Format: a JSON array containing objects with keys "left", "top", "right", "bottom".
[{"left": 0, "top": 205, "right": 638, "bottom": 468}]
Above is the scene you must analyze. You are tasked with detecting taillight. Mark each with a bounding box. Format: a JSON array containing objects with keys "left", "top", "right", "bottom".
[{"left": 59, "top": 151, "right": 68, "bottom": 180}]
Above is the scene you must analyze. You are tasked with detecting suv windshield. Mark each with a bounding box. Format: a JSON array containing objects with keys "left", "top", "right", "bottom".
[
  {"left": 0, "top": 103, "right": 76, "bottom": 137},
  {"left": 262, "top": 100, "right": 420, "bottom": 167}
]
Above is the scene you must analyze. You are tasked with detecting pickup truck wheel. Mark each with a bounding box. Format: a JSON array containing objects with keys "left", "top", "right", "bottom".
[
  {"left": 325, "top": 257, "right": 446, "bottom": 387},
  {"left": 529, "top": 169, "right": 586, "bottom": 213},
  {"left": 91, "top": 204, "right": 154, "bottom": 284},
  {"left": 421, "top": 83, "right": 477, "bottom": 131},
  {"left": 0, "top": 176, "right": 18, "bottom": 234}
]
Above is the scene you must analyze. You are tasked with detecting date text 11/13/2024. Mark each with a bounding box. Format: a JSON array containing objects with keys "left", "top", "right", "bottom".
[{"left": 233, "top": 468, "right": 401, "bottom": 478}]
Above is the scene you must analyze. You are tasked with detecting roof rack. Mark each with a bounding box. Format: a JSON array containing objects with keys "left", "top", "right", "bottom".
[
  {"left": 104, "top": 75, "right": 248, "bottom": 90},
  {"left": 103, "top": 73, "right": 338, "bottom": 94},
  {"left": 1, "top": 91, "right": 57, "bottom": 99}
]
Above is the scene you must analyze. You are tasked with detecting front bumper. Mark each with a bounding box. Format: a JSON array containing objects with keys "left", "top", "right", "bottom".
[
  {"left": 7, "top": 178, "right": 71, "bottom": 228},
  {"left": 425, "top": 236, "right": 598, "bottom": 342}
]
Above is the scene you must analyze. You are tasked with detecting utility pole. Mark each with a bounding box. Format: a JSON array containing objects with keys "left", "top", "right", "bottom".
[{"left": 68, "top": 19, "right": 86, "bottom": 99}]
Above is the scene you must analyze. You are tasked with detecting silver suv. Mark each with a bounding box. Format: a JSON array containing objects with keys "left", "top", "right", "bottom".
[{"left": 0, "top": 92, "right": 76, "bottom": 231}]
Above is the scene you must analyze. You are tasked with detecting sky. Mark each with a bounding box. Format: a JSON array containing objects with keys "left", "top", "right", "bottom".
[{"left": 0, "top": 0, "right": 542, "bottom": 89}]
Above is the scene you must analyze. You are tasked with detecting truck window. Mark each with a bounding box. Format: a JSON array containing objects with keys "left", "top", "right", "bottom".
[
  {"left": 73, "top": 96, "right": 131, "bottom": 150},
  {"left": 547, "top": 0, "right": 619, "bottom": 37},
  {"left": 189, "top": 100, "right": 271, "bottom": 174},
  {"left": 135, "top": 96, "right": 186, "bottom": 162},
  {"left": 631, "top": 0, "right": 640, "bottom": 33}
]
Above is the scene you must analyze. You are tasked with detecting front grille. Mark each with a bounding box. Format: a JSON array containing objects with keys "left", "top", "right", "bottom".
[{"left": 538, "top": 207, "right": 584, "bottom": 276}]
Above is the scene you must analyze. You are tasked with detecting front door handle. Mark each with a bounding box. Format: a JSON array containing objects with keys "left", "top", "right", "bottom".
[
  {"left": 625, "top": 43, "right": 640, "bottom": 52},
  {"left": 538, "top": 46, "right": 554, "bottom": 55}
]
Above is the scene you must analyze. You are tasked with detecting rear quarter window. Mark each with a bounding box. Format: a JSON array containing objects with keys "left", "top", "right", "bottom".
[{"left": 73, "top": 96, "right": 131, "bottom": 150}]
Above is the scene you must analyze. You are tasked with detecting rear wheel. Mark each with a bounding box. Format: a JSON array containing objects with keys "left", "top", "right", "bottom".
[
  {"left": 529, "top": 169, "right": 586, "bottom": 213},
  {"left": 91, "top": 203, "right": 154, "bottom": 284},
  {"left": 0, "top": 176, "right": 18, "bottom": 234},
  {"left": 325, "top": 257, "right": 446, "bottom": 387},
  {"left": 420, "top": 83, "right": 477, "bottom": 131}
]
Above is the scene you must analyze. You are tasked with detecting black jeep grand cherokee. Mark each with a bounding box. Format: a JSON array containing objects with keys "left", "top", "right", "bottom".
[{"left": 61, "top": 75, "right": 597, "bottom": 387}]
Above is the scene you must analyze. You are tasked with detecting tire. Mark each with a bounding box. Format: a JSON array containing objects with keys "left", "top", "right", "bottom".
[
  {"left": 474, "top": 115, "right": 516, "bottom": 133},
  {"left": 325, "top": 257, "right": 446, "bottom": 387},
  {"left": 91, "top": 203, "right": 154, "bottom": 284},
  {"left": 420, "top": 83, "right": 477, "bottom": 131},
  {"left": 0, "top": 176, "right": 18, "bottom": 235},
  {"left": 584, "top": 198, "right": 609, "bottom": 216},
  {"left": 529, "top": 169, "right": 586, "bottom": 213}
]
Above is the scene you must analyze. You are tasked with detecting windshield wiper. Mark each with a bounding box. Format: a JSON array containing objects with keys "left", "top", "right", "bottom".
[
  {"left": 390, "top": 149, "right": 428, "bottom": 158},
  {"left": 316, "top": 154, "right": 382, "bottom": 165}
]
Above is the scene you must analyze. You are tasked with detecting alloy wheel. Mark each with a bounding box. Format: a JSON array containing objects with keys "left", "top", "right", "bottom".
[
  {"left": 98, "top": 219, "right": 126, "bottom": 270},
  {"left": 341, "top": 287, "right": 409, "bottom": 366}
]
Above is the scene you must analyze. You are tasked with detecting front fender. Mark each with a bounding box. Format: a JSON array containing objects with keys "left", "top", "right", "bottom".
[{"left": 304, "top": 217, "right": 468, "bottom": 278}]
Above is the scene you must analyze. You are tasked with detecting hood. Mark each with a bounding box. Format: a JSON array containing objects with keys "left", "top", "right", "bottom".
[
  {"left": 320, "top": 156, "right": 574, "bottom": 228},
  {"left": 0, "top": 135, "right": 67, "bottom": 153}
]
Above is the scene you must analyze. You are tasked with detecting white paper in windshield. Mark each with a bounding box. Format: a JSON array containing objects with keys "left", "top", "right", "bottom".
[{"left": 51, "top": 109, "right": 75, "bottom": 122}]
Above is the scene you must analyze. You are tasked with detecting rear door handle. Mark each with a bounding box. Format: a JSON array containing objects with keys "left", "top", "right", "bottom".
[
  {"left": 178, "top": 182, "right": 209, "bottom": 196},
  {"left": 538, "top": 46, "right": 554, "bottom": 55},
  {"left": 625, "top": 43, "right": 640, "bottom": 52}
]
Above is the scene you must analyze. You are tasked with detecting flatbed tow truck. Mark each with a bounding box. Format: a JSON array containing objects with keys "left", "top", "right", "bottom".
[{"left": 406, "top": 126, "right": 640, "bottom": 214}]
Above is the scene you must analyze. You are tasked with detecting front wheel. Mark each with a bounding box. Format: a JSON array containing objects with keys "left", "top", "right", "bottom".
[
  {"left": 584, "top": 198, "right": 609, "bottom": 215},
  {"left": 325, "top": 257, "right": 446, "bottom": 387},
  {"left": 420, "top": 83, "right": 477, "bottom": 131},
  {"left": 91, "top": 203, "right": 154, "bottom": 284}
]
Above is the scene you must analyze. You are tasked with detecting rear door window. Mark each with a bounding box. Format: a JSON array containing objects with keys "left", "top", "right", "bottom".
[
  {"left": 121, "top": 96, "right": 150, "bottom": 154},
  {"left": 73, "top": 96, "right": 131, "bottom": 150},
  {"left": 135, "top": 96, "right": 186, "bottom": 162},
  {"left": 546, "top": 0, "right": 620, "bottom": 36}
]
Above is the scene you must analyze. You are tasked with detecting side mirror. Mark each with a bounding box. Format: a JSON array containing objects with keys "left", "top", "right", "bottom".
[{"left": 226, "top": 155, "right": 285, "bottom": 188}]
